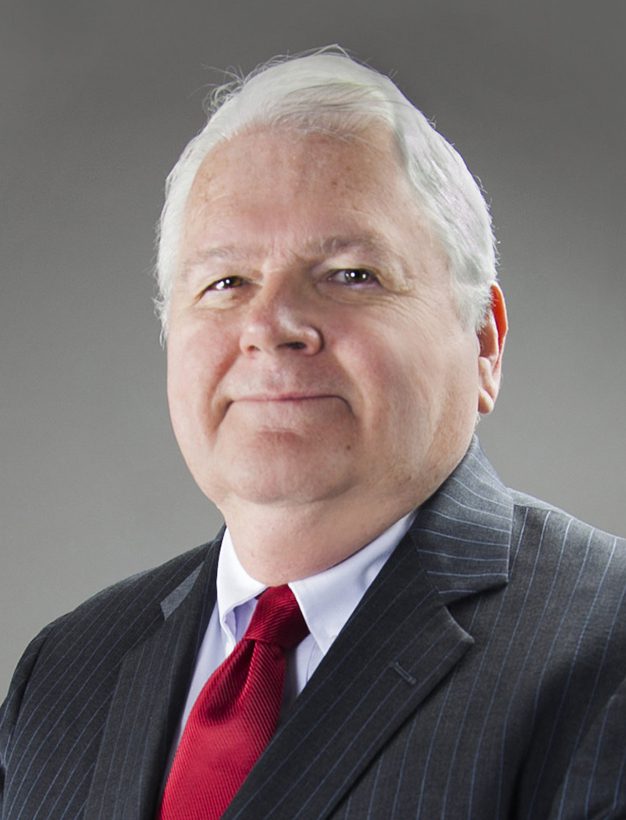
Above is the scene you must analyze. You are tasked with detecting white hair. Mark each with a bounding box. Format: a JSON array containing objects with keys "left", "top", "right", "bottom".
[{"left": 155, "top": 46, "right": 497, "bottom": 333}]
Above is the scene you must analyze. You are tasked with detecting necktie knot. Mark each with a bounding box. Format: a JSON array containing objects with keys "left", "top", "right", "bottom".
[{"left": 244, "top": 585, "right": 309, "bottom": 650}]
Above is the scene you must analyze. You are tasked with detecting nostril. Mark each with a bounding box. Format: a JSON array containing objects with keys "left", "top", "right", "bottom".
[{"left": 240, "top": 321, "right": 323, "bottom": 356}]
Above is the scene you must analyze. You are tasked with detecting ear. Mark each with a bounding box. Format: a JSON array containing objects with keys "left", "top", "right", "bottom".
[{"left": 477, "top": 283, "right": 507, "bottom": 415}]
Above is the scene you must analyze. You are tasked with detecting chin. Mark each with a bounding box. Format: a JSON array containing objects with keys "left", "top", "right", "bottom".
[{"left": 202, "top": 451, "right": 355, "bottom": 509}]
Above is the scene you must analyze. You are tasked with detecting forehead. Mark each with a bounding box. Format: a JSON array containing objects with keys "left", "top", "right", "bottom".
[
  {"left": 187, "top": 124, "right": 409, "bottom": 212},
  {"left": 181, "top": 125, "right": 431, "bottom": 259}
]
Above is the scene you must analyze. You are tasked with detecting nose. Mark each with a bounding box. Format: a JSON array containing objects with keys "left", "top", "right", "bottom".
[{"left": 239, "top": 283, "right": 323, "bottom": 357}]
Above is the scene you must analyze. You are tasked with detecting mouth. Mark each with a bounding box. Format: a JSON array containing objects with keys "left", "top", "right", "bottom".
[
  {"left": 224, "top": 393, "right": 349, "bottom": 421},
  {"left": 236, "top": 393, "right": 338, "bottom": 403}
]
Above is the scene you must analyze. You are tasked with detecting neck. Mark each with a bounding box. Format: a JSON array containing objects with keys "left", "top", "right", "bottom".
[{"left": 219, "top": 495, "right": 419, "bottom": 585}]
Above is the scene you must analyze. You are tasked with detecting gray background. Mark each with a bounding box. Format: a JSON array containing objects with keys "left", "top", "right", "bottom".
[{"left": 2, "top": 0, "right": 624, "bottom": 695}]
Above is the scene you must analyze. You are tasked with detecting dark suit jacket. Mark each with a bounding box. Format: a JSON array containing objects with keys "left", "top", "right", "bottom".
[{"left": 2, "top": 439, "right": 625, "bottom": 819}]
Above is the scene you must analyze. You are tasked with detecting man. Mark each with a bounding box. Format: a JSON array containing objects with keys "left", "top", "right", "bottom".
[{"left": 1, "top": 48, "right": 625, "bottom": 820}]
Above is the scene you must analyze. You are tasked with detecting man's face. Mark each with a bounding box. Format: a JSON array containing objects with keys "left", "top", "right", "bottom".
[{"left": 167, "top": 125, "right": 490, "bottom": 520}]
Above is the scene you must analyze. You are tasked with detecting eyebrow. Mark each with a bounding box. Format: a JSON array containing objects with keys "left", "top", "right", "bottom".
[
  {"left": 181, "top": 234, "right": 410, "bottom": 280},
  {"left": 311, "top": 234, "right": 389, "bottom": 255},
  {"left": 180, "top": 246, "right": 248, "bottom": 283}
]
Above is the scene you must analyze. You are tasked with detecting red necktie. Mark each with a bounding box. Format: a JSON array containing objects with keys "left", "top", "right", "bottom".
[{"left": 158, "top": 585, "right": 309, "bottom": 820}]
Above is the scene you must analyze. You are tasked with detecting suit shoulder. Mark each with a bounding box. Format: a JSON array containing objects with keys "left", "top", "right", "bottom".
[
  {"left": 12, "top": 539, "right": 218, "bottom": 671},
  {"left": 511, "top": 489, "right": 625, "bottom": 549},
  {"left": 62, "top": 539, "right": 217, "bottom": 624},
  {"left": 509, "top": 490, "right": 626, "bottom": 602},
  {"left": 1, "top": 541, "right": 218, "bottom": 743}
]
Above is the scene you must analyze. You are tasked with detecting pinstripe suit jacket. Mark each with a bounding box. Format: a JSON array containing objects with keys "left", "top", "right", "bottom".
[{"left": 2, "top": 439, "right": 626, "bottom": 819}]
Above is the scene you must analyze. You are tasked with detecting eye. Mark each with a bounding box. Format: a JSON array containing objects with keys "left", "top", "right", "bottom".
[
  {"left": 328, "top": 268, "right": 379, "bottom": 286},
  {"left": 203, "top": 275, "right": 246, "bottom": 293}
]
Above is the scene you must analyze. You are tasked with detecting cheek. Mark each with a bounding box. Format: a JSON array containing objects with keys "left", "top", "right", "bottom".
[
  {"left": 335, "top": 328, "right": 429, "bottom": 433},
  {"left": 357, "top": 324, "right": 433, "bottom": 396},
  {"left": 166, "top": 347, "right": 196, "bottom": 446},
  {"left": 166, "top": 326, "right": 230, "bottom": 431},
  {"left": 346, "top": 322, "right": 479, "bottom": 433}
]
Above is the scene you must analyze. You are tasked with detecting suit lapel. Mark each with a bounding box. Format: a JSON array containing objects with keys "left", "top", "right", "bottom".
[
  {"left": 225, "top": 438, "right": 514, "bottom": 819},
  {"left": 84, "top": 541, "right": 220, "bottom": 820}
]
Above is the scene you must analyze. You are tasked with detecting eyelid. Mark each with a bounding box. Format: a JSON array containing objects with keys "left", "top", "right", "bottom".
[
  {"left": 326, "top": 268, "right": 380, "bottom": 285},
  {"left": 201, "top": 275, "right": 247, "bottom": 294}
]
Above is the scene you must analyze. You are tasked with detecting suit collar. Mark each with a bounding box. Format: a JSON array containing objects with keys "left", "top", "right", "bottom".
[
  {"left": 158, "top": 526, "right": 225, "bottom": 620},
  {"left": 410, "top": 436, "right": 513, "bottom": 603}
]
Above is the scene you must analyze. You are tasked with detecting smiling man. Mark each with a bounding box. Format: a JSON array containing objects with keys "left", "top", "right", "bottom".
[
  {"left": 1, "top": 50, "right": 625, "bottom": 820},
  {"left": 166, "top": 123, "right": 503, "bottom": 584}
]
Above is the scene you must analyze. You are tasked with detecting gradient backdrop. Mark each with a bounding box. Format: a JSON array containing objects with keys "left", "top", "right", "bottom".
[{"left": 2, "top": 0, "right": 624, "bottom": 693}]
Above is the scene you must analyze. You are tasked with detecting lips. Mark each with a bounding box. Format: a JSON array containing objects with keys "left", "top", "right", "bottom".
[
  {"left": 224, "top": 393, "right": 349, "bottom": 421},
  {"left": 235, "top": 393, "right": 337, "bottom": 402},
  {"left": 222, "top": 373, "right": 350, "bottom": 413}
]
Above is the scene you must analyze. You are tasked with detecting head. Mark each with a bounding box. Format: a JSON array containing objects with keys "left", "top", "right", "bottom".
[
  {"left": 156, "top": 47, "right": 498, "bottom": 335},
  {"left": 161, "top": 49, "right": 507, "bottom": 579}
]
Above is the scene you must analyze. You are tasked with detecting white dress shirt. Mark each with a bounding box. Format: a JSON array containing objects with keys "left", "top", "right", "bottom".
[{"left": 174, "top": 511, "right": 416, "bottom": 743}]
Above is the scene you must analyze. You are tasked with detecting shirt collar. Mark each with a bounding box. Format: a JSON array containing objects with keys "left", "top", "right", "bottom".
[{"left": 216, "top": 510, "right": 416, "bottom": 654}]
